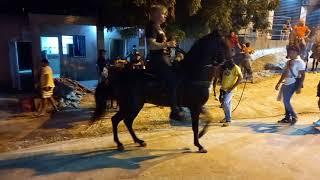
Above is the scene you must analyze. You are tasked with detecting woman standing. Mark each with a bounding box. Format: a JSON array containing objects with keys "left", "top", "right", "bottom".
[{"left": 145, "top": 5, "right": 183, "bottom": 120}]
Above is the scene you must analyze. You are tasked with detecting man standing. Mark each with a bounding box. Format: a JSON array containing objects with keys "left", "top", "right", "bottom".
[
  {"left": 228, "top": 31, "right": 242, "bottom": 58},
  {"left": 37, "top": 58, "right": 58, "bottom": 116},
  {"left": 293, "top": 19, "right": 311, "bottom": 49},
  {"left": 275, "top": 47, "right": 306, "bottom": 125},
  {"left": 220, "top": 60, "right": 243, "bottom": 127},
  {"left": 313, "top": 81, "right": 320, "bottom": 126},
  {"left": 97, "top": 49, "right": 107, "bottom": 81}
]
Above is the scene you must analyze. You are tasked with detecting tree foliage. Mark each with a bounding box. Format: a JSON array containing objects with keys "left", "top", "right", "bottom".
[{"left": 103, "top": 0, "right": 280, "bottom": 38}]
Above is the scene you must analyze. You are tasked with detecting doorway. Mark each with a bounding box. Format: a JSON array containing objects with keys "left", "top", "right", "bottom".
[
  {"left": 9, "top": 41, "right": 34, "bottom": 91},
  {"left": 110, "top": 39, "right": 125, "bottom": 59},
  {"left": 40, "top": 36, "right": 61, "bottom": 78}
]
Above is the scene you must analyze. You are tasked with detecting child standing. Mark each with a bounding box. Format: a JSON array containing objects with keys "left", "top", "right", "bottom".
[{"left": 37, "top": 58, "right": 58, "bottom": 116}]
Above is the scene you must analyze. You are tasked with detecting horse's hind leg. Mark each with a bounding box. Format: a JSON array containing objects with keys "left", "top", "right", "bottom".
[
  {"left": 190, "top": 106, "right": 207, "bottom": 153},
  {"left": 124, "top": 108, "right": 146, "bottom": 147},
  {"left": 112, "top": 111, "right": 125, "bottom": 150}
]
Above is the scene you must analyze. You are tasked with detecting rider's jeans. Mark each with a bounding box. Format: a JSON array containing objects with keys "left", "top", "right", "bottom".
[
  {"left": 282, "top": 83, "right": 298, "bottom": 119},
  {"left": 222, "top": 91, "right": 233, "bottom": 122}
]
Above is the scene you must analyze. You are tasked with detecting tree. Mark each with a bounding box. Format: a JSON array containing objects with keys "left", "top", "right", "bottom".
[{"left": 101, "top": 0, "right": 280, "bottom": 38}]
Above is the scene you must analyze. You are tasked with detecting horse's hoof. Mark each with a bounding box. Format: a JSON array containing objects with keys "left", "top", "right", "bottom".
[
  {"left": 117, "top": 145, "right": 125, "bottom": 151},
  {"left": 198, "top": 148, "right": 208, "bottom": 153},
  {"left": 137, "top": 141, "right": 147, "bottom": 147}
]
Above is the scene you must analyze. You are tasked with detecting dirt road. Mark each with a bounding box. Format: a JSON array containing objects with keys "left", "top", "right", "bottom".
[
  {"left": 0, "top": 114, "right": 319, "bottom": 180},
  {"left": 0, "top": 69, "right": 319, "bottom": 179}
]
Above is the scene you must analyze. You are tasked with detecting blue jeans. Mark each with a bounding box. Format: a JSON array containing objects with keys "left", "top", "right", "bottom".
[
  {"left": 222, "top": 91, "right": 233, "bottom": 122},
  {"left": 282, "top": 83, "right": 298, "bottom": 119}
]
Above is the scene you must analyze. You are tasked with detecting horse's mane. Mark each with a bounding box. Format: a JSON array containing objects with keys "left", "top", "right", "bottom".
[{"left": 182, "top": 31, "right": 230, "bottom": 70}]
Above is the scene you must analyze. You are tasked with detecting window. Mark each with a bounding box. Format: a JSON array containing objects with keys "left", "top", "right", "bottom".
[
  {"left": 62, "top": 35, "right": 86, "bottom": 57},
  {"left": 62, "top": 36, "right": 73, "bottom": 55},
  {"left": 40, "top": 37, "right": 59, "bottom": 55}
]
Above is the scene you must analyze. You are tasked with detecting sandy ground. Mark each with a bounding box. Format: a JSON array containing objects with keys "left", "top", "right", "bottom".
[{"left": 0, "top": 72, "right": 319, "bottom": 152}]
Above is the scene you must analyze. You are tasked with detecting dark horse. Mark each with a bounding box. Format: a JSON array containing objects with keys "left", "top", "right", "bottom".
[{"left": 92, "top": 31, "right": 230, "bottom": 153}]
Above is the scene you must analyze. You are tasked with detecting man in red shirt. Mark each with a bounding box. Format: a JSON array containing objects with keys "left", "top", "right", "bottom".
[{"left": 228, "top": 31, "right": 241, "bottom": 57}]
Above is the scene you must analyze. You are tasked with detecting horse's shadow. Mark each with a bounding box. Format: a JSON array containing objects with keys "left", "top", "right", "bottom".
[{"left": 0, "top": 147, "right": 189, "bottom": 176}]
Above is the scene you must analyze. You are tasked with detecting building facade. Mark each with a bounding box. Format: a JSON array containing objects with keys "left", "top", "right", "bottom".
[
  {"left": 0, "top": 13, "right": 146, "bottom": 91},
  {"left": 272, "top": 0, "right": 320, "bottom": 39}
]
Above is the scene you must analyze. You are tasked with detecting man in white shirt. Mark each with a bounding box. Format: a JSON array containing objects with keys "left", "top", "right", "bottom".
[{"left": 275, "top": 47, "right": 306, "bottom": 125}]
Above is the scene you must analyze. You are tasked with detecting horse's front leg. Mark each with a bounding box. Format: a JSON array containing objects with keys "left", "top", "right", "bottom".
[
  {"left": 124, "top": 111, "right": 146, "bottom": 147},
  {"left": 112, "top": 112, "right": 124, "bottom": 151},
  {"left": 191, "top": 106, "right": 207, "bottom": 153}
]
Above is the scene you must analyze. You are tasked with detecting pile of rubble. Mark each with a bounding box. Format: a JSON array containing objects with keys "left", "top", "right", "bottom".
[{"left": 54, "top": 78, "right": 93, "bottom": 108}]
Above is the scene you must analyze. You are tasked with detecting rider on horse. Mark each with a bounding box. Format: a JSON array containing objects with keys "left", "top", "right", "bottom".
[{"left": 145, "top": 5, "right": 184, "bottom": 120}]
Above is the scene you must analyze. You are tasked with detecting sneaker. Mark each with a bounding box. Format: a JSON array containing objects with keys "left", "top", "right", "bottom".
[
  {"left": 222, "top": 122, "right": 231, "bottom": 127},
  {"left": 313, "top": 120, "right": 320, "bottom": 126},
  {"left": 220, "top": 119, "right": 227, "bottom": 123},
  {"left": 290, "top": 118, "right": 298, "bottom": 125}
]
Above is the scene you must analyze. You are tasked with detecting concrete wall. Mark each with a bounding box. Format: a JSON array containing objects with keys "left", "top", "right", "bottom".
[
  {"left": 39, "top": 25, "right": 98, "bottom": 80},
  {"left": 179, "top": 36, "right": 288, "bottom": 53},
  {"left": 0, "top": 15, "right": 30, "bottom": 90}
]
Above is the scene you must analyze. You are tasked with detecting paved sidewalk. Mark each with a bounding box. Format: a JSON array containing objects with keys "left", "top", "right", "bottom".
[{"left": 0, "top": 115, "right": 319, "bottom": 180}]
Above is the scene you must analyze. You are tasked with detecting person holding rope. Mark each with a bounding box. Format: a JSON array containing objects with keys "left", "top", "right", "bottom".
[
  {"left": 275, "top": 46, "right": 305, "bottom": 125},
  {"left": 219, "top": 60, "right": 243, "bottom": 127},
  {"left": 145, "top": 5, "right": 184, "bottom": 120}
]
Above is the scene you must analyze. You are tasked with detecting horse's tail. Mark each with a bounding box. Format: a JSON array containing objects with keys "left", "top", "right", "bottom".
[{"left": 92, "top": 81, "right": 113, "bottom": 122}]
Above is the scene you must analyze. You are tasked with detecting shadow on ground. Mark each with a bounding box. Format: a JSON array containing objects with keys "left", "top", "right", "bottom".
[
  {"left": 41, "top": 108, "right": 96, "bottom": 129},
  {"left": 245, "top": 122, "right": 320, "bottom": 136},
  {"left": 0, "top": 147, "right": 189, "bottom": 176}
]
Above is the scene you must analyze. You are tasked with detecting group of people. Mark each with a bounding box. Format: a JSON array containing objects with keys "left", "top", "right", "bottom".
[
  {"left": 96, "top": 48, "right": 146, "bottom": 82},
  {"left": 35, "top": 5, "right": 319, "bottom": 128}
]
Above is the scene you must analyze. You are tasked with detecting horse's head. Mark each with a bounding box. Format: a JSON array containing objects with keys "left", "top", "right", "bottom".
[{"left": 183, "top": 30, "right": 231, "bottom": 70}]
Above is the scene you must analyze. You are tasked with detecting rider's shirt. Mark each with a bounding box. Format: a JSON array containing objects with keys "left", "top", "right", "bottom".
[
  {"left": 221, "top": 65, "right": 243, "bottom": 91},
  {"left": 145, "top": 21, "right": 168, "bottom": 54},
  {"left": 293, "top": 25, "right": 310, "bottom": 38}
]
